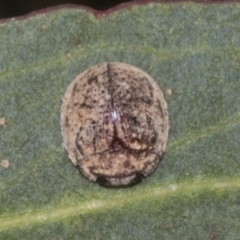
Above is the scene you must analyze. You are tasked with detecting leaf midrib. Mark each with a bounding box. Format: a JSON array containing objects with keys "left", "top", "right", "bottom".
[{"left": 0, "top": 176, "right": 239, "bottom": 232}]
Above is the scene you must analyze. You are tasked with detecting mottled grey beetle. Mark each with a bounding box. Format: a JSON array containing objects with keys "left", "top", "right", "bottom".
[{"left": 61, "top": 62, "right": 169, "bottom": 187}]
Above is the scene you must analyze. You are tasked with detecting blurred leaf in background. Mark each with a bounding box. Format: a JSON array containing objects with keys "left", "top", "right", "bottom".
[{"left": 0, "top": 0, "right": 133, "bottom": 18}]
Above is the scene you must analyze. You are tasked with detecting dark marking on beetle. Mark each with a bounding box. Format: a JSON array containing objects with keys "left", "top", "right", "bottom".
[
  {"left": 75, "top": 136, "right": 84, "bottom": 156},
  {"left": 72, "top": 83, "right": 78, "bottom": 94},
  {"left": 87, "top": 76, "right": 98, "bottom": 85},
  {"left": 123, "top": 160, "right": 131, "bottom": 168},
  {"left": 65, "top": 116, "right": 69, "bottom": 127},
  {"left": 79, "top": 103, "right": 92, "bottom": 109}
]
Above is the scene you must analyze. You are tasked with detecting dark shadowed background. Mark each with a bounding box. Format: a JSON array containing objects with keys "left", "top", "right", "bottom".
[{"left": 0, "top": 0, "right": 133, "bottom": 19}]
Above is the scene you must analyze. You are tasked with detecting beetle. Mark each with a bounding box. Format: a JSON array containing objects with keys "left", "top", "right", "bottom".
[{"left": 60, "top": 62, "right": 169, "bottom": 187}]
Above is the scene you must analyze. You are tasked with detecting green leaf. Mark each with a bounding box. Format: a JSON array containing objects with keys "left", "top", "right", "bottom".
[{"left": 1, "top": 2, "right": 240, "bottom": 239}]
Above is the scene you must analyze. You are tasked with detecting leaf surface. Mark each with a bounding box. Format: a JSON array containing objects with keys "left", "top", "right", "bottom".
[{"left": 0, "top": 2, "right": 240, "bottom": 239}]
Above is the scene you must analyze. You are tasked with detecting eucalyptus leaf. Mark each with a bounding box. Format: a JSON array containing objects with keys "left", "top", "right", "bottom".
[{"left": 0, "top": 2, "right": 240, "bottom": 239}]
